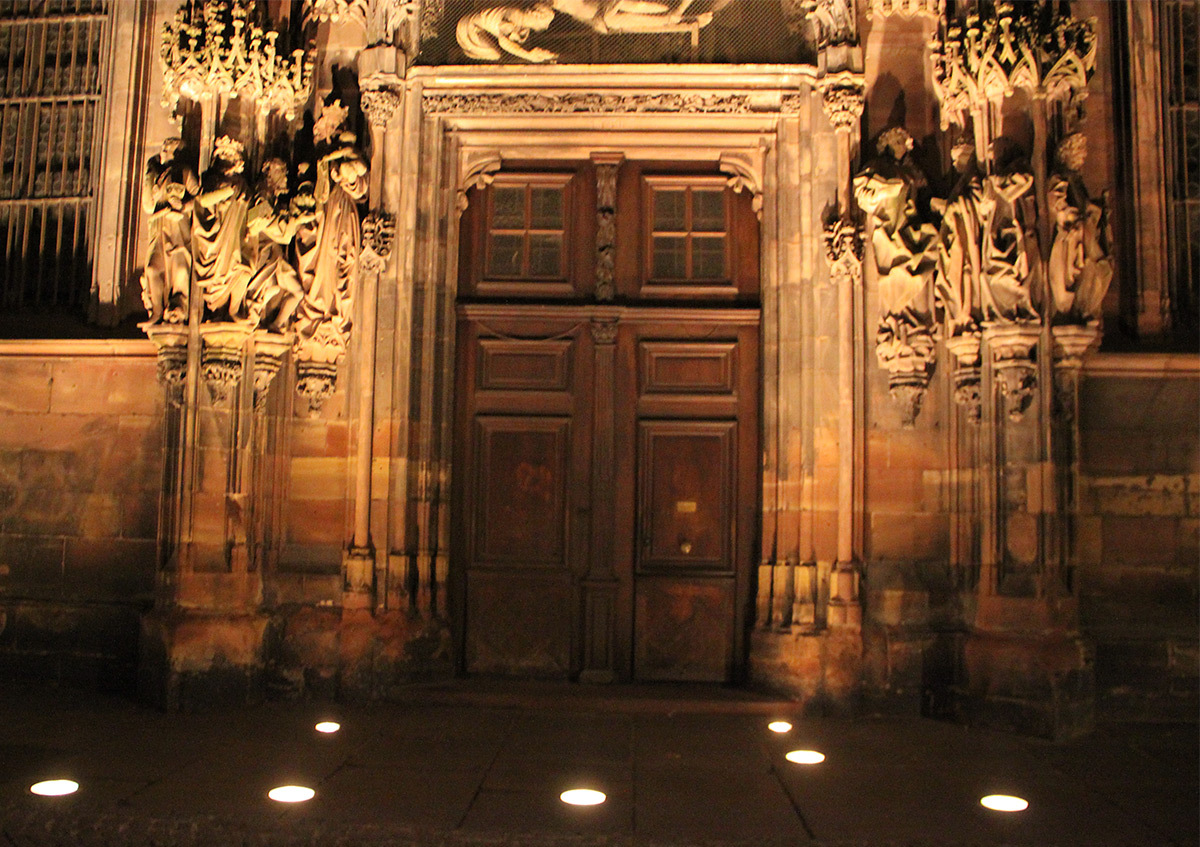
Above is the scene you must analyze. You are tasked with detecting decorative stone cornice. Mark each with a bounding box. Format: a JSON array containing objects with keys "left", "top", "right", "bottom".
[
  {"left": 160, "top": 0, "right": 314, "bottom": 120},
  {"left": 423, "top": 91, "right": 754, "bottom": 116}
]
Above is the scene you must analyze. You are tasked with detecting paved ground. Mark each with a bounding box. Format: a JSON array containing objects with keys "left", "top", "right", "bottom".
[{"left": 0, "top": 682, "right": 1195, "bottom": 846}]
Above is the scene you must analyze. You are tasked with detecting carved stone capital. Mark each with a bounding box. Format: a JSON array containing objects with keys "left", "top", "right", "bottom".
[
  {"left": 985, "top": 322, "right": 1040, "bottom": 422},
  {"left": 143, "top": 323, "right": 189, "bottom": 403},
  {"left": 1050, "top": 322, "right": 1101, "bottom": 371},
  {"left": 876, "top": 323, "right": 937, "bottom": 427},
  {"left": 199, "top": 323, "right": 252, "bottom": 405},
  {"left": 819, "top": 77, "right": 865, "bottom": 134},
  {"left": 251, "top": 330, "right": 292, "bottom": 412},
  {"left": 946, "top": 332, "right": 983, "bottom": 424},
  {"left": 361, "top": 87, "right": 402, "bottom": 128}
]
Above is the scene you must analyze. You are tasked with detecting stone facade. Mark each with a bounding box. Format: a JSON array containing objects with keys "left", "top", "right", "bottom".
[{"left": 0, "top": 0, "right": 1195, "bottom": 738}]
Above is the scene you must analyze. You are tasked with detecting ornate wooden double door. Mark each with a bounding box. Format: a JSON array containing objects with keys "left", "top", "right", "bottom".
[{"left": 451, "top": 160, "right": 759, "bottom": 682}]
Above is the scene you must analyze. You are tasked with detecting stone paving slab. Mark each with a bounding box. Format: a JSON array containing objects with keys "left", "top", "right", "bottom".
[{"left": 0, "top": 684, "right": 1195, "bottom": 847}]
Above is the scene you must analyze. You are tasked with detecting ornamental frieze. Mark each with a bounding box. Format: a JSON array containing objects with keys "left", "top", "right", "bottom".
[{"left": 421, "top": 91, "right": 754, "bottom": 115}]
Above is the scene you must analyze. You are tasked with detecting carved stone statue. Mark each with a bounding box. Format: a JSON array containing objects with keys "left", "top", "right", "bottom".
[
  {"left": 1046, "top": 133, "right": 1113, "bottom": 324},
  {"left": 934, "top": 138, "right": 985, "bottom": 338},
  {"left": 141, "top": 138, "right": 199, "bottom": 324},
  {"left": 293, "top": 101, "right": 369, "bottom": 349},
  {"left": 853, "top": 127, "right": 939, "bottom": 425},
  {"left": 193, "top": 135, "right": 251, "bottom": 321},
  {"left": 979, "top": 147, "right": 1038, "bottom": 323},
  {"left": 853, "top": 128, "right": 938, "bottom": 350},
  {"left": 244, "top": 158, "right": 310, "bottom": 333},
  {"left": 457, "top": 0, "right": 725, "bottom": 62}
]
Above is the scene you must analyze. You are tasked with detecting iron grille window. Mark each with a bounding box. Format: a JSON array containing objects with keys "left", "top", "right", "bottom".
[
  {"left": 1162, "top": 0, "right": 1199, "bottom": 340},
  {"left": 0, "top": 0, "right": 108, "bottom": 312}
]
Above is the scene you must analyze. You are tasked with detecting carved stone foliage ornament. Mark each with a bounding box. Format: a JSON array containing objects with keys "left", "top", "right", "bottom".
[
  {"left": 930, "top": 0, "right": 1097, "bottom": 134},
  {"left": 160, "top": 0, "right": 314, "bottom": 122},
  {"left": 455, "top": 0, "right": 732, "bottom": 63},
  {"left": 853, "top": 127, "right": 939, "bottom": 426}
]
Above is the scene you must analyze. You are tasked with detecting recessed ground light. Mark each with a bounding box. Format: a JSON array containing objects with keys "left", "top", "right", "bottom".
[
  {"left": 30, "top": 779, "right": 78, "bottom": 796},
  {"left": 314, "top": 721, "right": 341, "bottom": 734},
  {"left": 980, "top": 794, "right": 1028, "bottom": 812},
  {"left": 560, "top": 788, "right": 606, "bottom": 806},
  {"left": 768, "top": 721, "right": 793, "bottom": 733},
  {"left": 268, "top": 785, "right": 315, "bottom": 803},
  {"left": 785, "top": 749, "right": 826, "bottom": 765}
]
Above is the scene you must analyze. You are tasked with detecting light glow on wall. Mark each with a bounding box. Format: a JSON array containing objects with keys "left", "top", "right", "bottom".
[
  {"left": 980, "top": 794, "right": 1028, "bottom": 812},
  {"left": 314, "top": 721, "right": 341, "bottom": 733},
  {"left": 560, "top": 788, "right": 606, "bottom": 805},
  {"left": 30, "top": 779, "right": 78, "bottom": 796},
  {"left": 785, "top": 750, "right": 825, "bottom": 764},
  {"left": 768, "top": 721, "right": 793, "bottom": 733},
  {"left": 268, "top": 785, "right": 315, "bottom": 803}
]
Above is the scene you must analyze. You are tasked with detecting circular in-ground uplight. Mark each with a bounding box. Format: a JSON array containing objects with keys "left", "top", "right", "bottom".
[
  {"left": 980, "top": 794, "right": 1028, "bottom": 812},
  {"left": 560, "top": 788, "right": 606, "bottom": 806},
  {"left": 314, "top": 721, "right": 341, "bottom": 734},
  {"left": 768, "top": 720, "right": 793, "bottom": 733},
  {"left": 30, "top": 779, "right": 78, "bottom": 796},
  {"left": 268, "top": 785, "right": 315, "bottom": 803},
  {"left": 785, "top": 749, "right": 826, "bottom": 765}
]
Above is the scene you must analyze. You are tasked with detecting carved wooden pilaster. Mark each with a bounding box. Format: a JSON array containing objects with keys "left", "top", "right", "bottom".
[
  {"left": 591, "top": 153, "right": 623, "bottom": 303},
  {"left": 581, "top": 316, "right": 619, "bottom": 682}
]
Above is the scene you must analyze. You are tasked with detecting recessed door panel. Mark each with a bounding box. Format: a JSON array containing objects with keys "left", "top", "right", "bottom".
[
  {"left": 637, "top": 421, "right": 734, "bottom": 572},
  {"left": 473, "top": 417, "right": 570, "bottom": 567},
  {"left": 635, "top": 576, "right": 734, "bottom": 682},
  {"left": 467, "top": 570, "right": 572, "bottom": 677}
]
